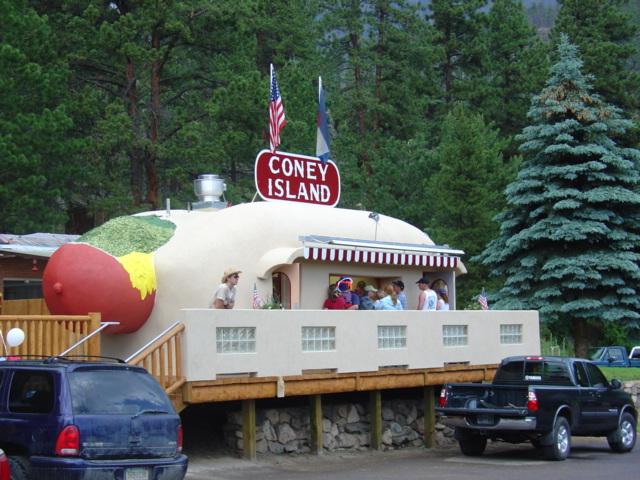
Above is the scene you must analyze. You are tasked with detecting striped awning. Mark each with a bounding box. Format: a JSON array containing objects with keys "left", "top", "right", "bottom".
[{"left": 303, "top": 246, "right": 459, "bottom": 268}]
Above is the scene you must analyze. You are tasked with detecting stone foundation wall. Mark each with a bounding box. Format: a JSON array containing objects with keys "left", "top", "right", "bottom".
[
  {"left": 622, "top": 381, "right": 640, "bottom": 409},
  {"left": 223, "top": 399, "right": 455, "bottom": 455}
]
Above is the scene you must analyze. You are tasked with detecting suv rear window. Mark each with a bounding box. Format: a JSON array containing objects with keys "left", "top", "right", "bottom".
[
  {"left": 9, "top": 371, "right": 54, "bottom": 414},
  {"left": 69, "top": 369, "right": 173, "bottom": 415},
  {"left": 494, "top": 360, "right": 572, "bottom": 385}
]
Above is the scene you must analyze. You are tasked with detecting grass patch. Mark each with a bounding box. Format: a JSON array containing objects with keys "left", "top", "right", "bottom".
[{"left": 600, "top": 367, "right": 640, "bottom": 382}]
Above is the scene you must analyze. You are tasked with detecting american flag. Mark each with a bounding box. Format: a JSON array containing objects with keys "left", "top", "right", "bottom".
[
  {"left": 477, "top": 289, "right": 489, "bottom": 311},
  {"left": 269, "top": 64, "right": 286, "bottom": 152},
  {"left": 252, "top": 283, "right": 262, "bottom": 309}
]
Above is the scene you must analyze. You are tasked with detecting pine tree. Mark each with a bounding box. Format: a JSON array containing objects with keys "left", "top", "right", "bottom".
[
  {"left": 553, "top": 0, "right": 640, "bottom": 114},
  {"left": 429, "top": 0, "right": 487, "bottom": 106},
  {"left": 476, "top": 0, "right": 549, "bottom": 139},
  {"left": 425, "top": 104, "right": 512, "bottom": 305},
  {"left": 477, "top": 36, "right": 640, "bottom": 356},
  {"left": 0, "top": 0, "right": 79, "bottom": 233}
]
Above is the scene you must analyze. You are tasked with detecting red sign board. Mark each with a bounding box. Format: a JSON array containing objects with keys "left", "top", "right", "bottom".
[{"left": 254, "top": 150, "right": 340, "bottom": 207}]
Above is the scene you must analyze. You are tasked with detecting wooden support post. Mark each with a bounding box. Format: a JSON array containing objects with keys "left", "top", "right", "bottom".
[
  {"left": 87, "top": 312, "right": 101, "bottom": 357},
  {"left": 242, "top": 399, "right": 256, "bottom": 460},
  {"left": 309, "top": 394, "right": 323, "bottom": 454},
  {"left": 424, "top": 386, "right": 435, "bottom": 448},
  {"left": 369, "top": 390, "right": 382, "bottom": 450}
]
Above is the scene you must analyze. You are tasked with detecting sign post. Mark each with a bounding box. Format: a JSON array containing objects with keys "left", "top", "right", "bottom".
[{"left": 254, "top": 150, "right": 341, "bottom": 207}]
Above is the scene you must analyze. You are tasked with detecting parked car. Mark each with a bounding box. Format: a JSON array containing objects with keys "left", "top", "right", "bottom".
[
  {"left": 436, "top": 356, "right": 637, "bottom": 460},
  {"left": 589, "top": 346, "right": 640, "bottom": 367},
  {"left": 0, "top": 357, "right": 187, "bottom": 480},
  {"left": 0, "top": 449, "right": 10, "bottom": 480}
]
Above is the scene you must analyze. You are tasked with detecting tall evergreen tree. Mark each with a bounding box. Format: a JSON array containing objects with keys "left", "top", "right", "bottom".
[
  {"left": 476, "top": 0, "right": 548, "bottom": 140},
  {"left": 477, "top": 37, "right": 640, "bottom": 356},
  {"left": 553, "top": 0, "right": 640, "bottom": 114},
  {"left": 318, "top": 0, "right": 439, "bottom": 222},
  {"left": 425, "top": 104, "right": 512, "bottom": 305},
  {"left": 429, "top": 0, "right": 487, "bottom": 107},
  {"left": 0, "top": 0, "right": 80, "bottom": 233}
]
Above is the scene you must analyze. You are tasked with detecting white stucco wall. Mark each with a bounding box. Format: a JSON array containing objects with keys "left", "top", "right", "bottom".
[{"left": 180, "top": 309, "right": 540, "bottom": 381}]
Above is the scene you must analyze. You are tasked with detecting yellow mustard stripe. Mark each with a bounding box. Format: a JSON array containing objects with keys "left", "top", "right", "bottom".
[{"left": 117, "top": 252, "right": 157, "bottom": 300}]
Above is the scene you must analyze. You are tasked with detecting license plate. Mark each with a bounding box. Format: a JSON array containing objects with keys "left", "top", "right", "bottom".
[
  {"left": 125, "top": 468, "right": 149, "bottom": 480},
  {"left": 476, "top": 415, "right": 494, "bottom": 425}
]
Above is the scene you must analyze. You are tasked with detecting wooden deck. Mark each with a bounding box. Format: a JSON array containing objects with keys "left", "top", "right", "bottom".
[{"left": 182, "top": 363, "right": 496, "bottom": 404}]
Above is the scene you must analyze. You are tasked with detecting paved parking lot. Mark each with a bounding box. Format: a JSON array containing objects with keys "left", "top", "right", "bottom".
[{"left": 185, "top": 438, "right": 639, "bottom": 480}]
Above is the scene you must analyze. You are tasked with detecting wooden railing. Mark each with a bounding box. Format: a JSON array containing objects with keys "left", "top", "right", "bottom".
[
  {"left": 127, "top": 322, "right": 185, "bottom": 395},
  {"left": 0, "top": 312, "right": 101, "bottom": 357}
]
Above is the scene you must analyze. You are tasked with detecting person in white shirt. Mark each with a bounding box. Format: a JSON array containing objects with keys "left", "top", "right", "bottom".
[
  {"left": 213, "top": 268, "right": 241, "bottom": 309},
  {"left": 416, "top": 276, "right": 437, "bottom": 311},
  {"left": 436, "top": 289, "right": 450, "bottom": 311}
]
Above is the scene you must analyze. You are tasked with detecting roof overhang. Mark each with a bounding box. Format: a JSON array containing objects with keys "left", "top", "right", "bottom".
[
  {"left": 0, "top": 245, "right": 57, "bottom": 258},
  {"left": 257, "top": 235, "right": 465, "bottom": 279}
]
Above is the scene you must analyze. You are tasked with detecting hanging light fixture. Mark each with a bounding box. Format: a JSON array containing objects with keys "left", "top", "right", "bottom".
[{"left": 32, "top": 259, "right": 39, "bottom": 272}]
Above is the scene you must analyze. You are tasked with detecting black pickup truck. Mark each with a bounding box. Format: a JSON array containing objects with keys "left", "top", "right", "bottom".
[{"left": 436, "top": 356, "right": 637, "bottom": 460}]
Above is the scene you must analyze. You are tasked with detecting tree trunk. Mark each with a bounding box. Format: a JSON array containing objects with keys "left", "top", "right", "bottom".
[
  {"left": 125, "top": 57, "right": 144, "bottom": 205},
  {"left": 572, "top": 318, "right": 589, "bottom": 358},
  {"left": 147, "top": 29, "right": 161, "bottom": 209}
]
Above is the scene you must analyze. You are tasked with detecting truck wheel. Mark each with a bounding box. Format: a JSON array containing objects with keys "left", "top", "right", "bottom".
[
  {"left": 542, "top": 416, "right": 571, "bottom": 461},
  {"left": 607, "top": 412, "right": 637, "bottom": 453},
  {"left": 458, "top": 436, "right": 487, "bottom": 456},
  {"left": 8, "top": 455, "right": 31, "bottom": 480}
]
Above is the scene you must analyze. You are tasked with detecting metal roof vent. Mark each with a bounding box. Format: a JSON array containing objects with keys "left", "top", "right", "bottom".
[{"left": 193, "top": 174, "right": 227, "bottom": 210}]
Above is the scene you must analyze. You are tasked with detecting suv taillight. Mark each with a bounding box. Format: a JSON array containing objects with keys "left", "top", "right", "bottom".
[
  {"left": 527, "top": 390, "right": 539, "bottom": 412},
  {"left": 438, "top": 387, "right": 448, "bottom": 407},
  {"left": 0, "top": 454, "right": 9, "bottom": 480},
  {"left": 177, "top": 424, "right": 183, "bottom": 453},
  {"left": 55, "top": 425, "right": 80, "bottom": 456}
]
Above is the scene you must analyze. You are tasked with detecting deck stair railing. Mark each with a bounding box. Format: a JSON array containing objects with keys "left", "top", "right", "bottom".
[
  {"left": 126, "top": 322, "right": 186, "bottom": 411},
  {"left": 0, "top": 313, "right": 102, "bottom": 357}
]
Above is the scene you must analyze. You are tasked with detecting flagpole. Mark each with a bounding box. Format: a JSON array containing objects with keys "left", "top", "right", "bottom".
[{"left": 318, "top": 76, "right": 322, "bottom": 102}]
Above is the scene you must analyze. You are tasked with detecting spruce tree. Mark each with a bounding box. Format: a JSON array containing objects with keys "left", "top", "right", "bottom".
[
  {"left": 477, "top": 36, "right": 640, "bottom": 356},
  {"left": 425, "top": 104, "right": 511, "bottom": 305},
  {"left": 553, "top": 0, "right": 640, "bottom": 114}
]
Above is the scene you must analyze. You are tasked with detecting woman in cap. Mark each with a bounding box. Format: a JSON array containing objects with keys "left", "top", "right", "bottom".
[{"left": 212, "top": 268, "right": 241, "bottom": 309}]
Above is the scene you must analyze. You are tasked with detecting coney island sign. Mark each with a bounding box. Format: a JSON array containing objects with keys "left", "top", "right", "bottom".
[{"left": 254, "top": 150, "right": 340, "bottom": 207}]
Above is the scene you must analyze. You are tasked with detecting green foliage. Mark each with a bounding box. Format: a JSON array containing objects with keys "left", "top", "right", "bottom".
[
  {"left": 600, "top": 367, "right": 640, "bottom": 382},
  {"left": 478, "top": 36, "right": 640, "bottom": 353},
  {"left": 425, "top": 103, "right": 514, "bottom": 304},
  {"left": 0, "top": 0, "right": 80, "bottom": 233},
  {"left": 553, "top": 0, "right": 640, "bottom": 114},
  {"left": 475, "top": 0, "right": 549, "bottom": 140}
]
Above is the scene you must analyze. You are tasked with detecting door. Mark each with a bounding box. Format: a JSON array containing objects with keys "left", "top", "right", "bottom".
[{"left": 582, "top": 362, "right": 618, "bottom": 431}]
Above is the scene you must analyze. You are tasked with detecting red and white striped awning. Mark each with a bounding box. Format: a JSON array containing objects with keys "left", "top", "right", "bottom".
[{"left": 303, "top": 247, "right": 459, "bottom": 268}]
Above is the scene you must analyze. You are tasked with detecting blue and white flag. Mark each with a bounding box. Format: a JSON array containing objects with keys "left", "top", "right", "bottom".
[{"left": 315, "top": 76, "right": 330, "bottom": 164}]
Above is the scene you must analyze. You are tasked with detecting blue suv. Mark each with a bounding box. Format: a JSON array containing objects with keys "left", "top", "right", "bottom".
[{"left": 0, "top": 357, "right": 187, "bottom": 480}]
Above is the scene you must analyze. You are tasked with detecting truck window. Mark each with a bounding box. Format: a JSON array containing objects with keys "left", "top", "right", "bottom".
[
  {"left": 494, "top": 360, "right": 572, "bottom": 385},
  {"left": 542, "top": 362, "right": 572, "bottom": 385},
  {"left": 574, "top": 362, "right": 590, "bottom": 387},
  {"left": 9, "top": 371, "right": 54, "bottom": 414},
  {"left": 608, "top": 348, "right": 624, "bottom": 361},
  {"left": 584, "top": 363, "right": 608, "bottom": 388},
  {"left": 631, "top": 348, "right": 640, "bottom": 360}
]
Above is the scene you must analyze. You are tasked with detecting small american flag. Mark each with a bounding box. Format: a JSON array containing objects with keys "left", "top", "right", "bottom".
[
  {"left": 252, "top": 283, "right": 262, "bottom": 309},
  {"left": 269, "top": 64, "right": 286, "bottom": 152},
  {"left": 477, "top": 289, "right": 489, "bottom": 311}
]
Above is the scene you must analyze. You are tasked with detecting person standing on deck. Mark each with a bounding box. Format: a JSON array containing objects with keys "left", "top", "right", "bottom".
[
  {"left": 416, "top": 276, "right": 437, "bottom": 311},
  {"left": 213, "top": 268, "right": 241, "bottom": 309},
  {"left": 392, "top": 280, "right": 407, "bottom": 310}
]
